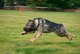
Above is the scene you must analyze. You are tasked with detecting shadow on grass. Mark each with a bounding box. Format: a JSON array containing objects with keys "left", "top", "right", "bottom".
[
  {"left": 34, "top": 41, "right": 80, "bottom": 47},
  {"left": 14, "top": 41, "right": 80, "bottom": 54},
  {"left": 58, "top": 42, "right": 80, "bottom": 47},
  {"left": 15, "top": 41, "right": 80, "bottom": 47},
  {"left": 35, "top": 41, "right": 54, "bottom": 45},
  {"left": 15, "top": 47, "right": 63, "bottom": 54}
]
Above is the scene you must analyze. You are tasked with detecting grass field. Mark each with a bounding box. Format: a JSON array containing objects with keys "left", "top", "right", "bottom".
[{"left": 0, "top": 10, "right": 80, "bottom": 54}]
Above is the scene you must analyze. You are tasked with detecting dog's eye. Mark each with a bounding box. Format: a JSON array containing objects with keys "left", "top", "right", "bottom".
[
  {"left": 27, "top": 24, "right": 31, "bottom": 26},
  {"left": 27, "top": 25, "right": 29, "bottom": 26}
]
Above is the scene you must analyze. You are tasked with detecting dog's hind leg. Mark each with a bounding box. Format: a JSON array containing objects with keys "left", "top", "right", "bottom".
[{"left": 64, "top": 32, "right": 73, "bottom": 41}]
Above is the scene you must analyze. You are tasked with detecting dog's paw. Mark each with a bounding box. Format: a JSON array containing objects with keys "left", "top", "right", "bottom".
[{"left": 26, "top": 41, "right": 33, "bottom": 45}]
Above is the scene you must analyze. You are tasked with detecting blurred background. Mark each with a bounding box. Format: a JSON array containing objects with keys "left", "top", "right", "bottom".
[{"left": 0, "top": 0, "right": 80, "bottom": 12}]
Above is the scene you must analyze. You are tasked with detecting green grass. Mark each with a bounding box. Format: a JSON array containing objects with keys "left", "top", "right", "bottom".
[{"left": 0, "top": 10, "right": 80, "bottom": 54}]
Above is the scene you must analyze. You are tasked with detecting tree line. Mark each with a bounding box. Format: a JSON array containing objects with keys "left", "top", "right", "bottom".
[
  {"left": 0, "top": 0, "right": 80, "bottom": 9},
  {"left": 29, "top": 0, "right": 80, "bottom": 9}
]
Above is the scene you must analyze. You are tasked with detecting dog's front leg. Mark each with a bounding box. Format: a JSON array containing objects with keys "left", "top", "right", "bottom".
[{"left": 29, "top": 26, "right": 43, "bottom": 43}]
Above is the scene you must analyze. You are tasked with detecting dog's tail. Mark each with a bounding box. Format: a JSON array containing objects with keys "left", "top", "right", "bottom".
[{"left": 65, "top": 32, "right": 76, "bottom": 41}]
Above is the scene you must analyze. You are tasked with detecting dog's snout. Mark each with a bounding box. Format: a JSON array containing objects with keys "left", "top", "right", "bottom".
[{"left": 21, "top": 31, "right": 27, "bottom": 35}]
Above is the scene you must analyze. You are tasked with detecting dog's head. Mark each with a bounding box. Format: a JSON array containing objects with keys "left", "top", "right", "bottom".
[
  {"left": 21, "top": 19, "right": 36, "bottom": 35},
  {"left": 55, "top": 24, "right": 68, "bottom": 37}
]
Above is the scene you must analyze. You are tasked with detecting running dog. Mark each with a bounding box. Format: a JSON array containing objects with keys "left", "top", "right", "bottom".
[{"left": 21, "top": 18, "right": 73, "bottom": 43}]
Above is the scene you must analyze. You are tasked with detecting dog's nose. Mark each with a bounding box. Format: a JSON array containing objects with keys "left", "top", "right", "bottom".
[{"left": 21, "top": 33, "right": 25, "bottom": 35}]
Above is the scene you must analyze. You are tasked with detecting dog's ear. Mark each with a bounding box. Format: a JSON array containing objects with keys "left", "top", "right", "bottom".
[
  {"left": 29, "top": 19, "right": 32, "bottom": 21},
  {"left": 29, "top": 19, "right": 34, "bottom": 22}
]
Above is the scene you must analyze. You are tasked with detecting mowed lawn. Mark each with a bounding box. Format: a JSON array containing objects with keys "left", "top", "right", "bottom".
[{"left": 0, "top": 10, "right": 80, "bottom": 54}]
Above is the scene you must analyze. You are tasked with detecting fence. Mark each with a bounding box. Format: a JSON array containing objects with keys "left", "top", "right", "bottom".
[{"left": 4, "top": 6, "right": 80, "bottom": 12}]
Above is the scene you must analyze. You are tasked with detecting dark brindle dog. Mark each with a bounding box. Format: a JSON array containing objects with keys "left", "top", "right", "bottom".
[{"left": 21, "top": 18, "right": 73, "bottom": 43}]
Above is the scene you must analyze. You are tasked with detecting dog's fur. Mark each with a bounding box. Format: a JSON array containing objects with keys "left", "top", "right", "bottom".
[{"left": 21, "top": 18, "right": 73, "bottom": 43}]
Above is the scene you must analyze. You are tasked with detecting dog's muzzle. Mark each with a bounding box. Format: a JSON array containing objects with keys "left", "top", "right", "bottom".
[{"left": 21, "top": 31, "right": 27, "bottom": 35}]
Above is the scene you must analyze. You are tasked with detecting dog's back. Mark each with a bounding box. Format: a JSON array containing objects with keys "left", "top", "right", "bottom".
[{"left": 33, "top": 18, "right": 63, "bottom": 33}]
